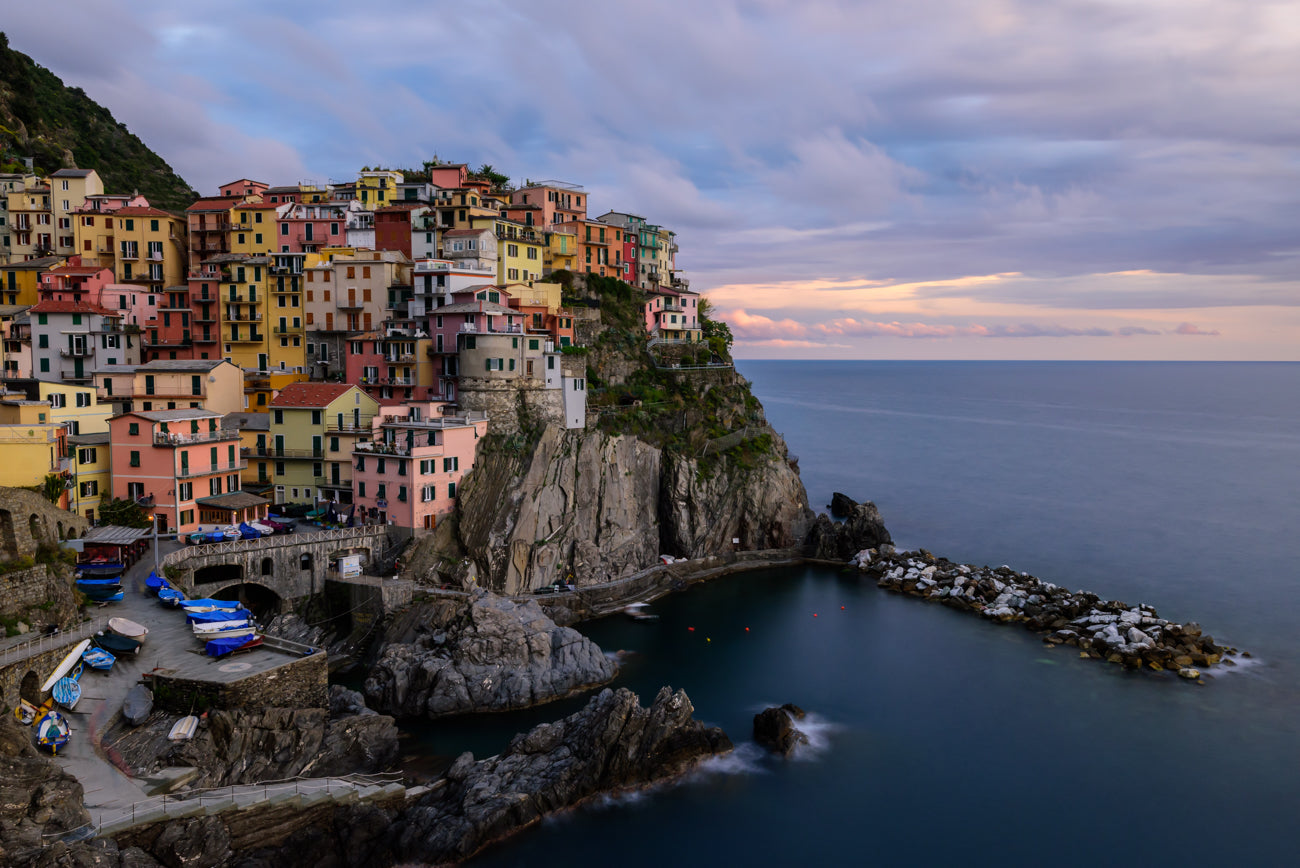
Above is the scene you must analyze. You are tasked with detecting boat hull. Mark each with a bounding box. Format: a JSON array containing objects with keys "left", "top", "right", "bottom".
[
  {"left": 36, "top": 712, "right": 71, "bottom": 753},
  {"left": 107, "top": 617, "right": 148, "bottom": 641}
]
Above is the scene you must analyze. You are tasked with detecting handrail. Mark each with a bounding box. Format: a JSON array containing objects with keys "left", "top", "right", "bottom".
[
  {"left": 161, "top": 525, "right": 390, "bottom": 568},
  {"left": 0, "top": 618, "right": 106, "bottom": 667}
]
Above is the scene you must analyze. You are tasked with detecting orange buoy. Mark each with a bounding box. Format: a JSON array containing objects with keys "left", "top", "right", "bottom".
[
  {"left": 745, "top": 627, "right": 750, "bottom": 632},
  {"left": 813, "top": 613, "right": 818, "bottom": 617},
  {"left": 841, "top": 606, "right": 845, "bottom": 610},
  {"left": 687, "top": 627, "right": 695, "bottom": 632}
]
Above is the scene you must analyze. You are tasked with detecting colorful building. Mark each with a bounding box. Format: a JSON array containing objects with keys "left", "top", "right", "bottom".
[
  {"left": 508, "top": 181, "right": 586, "bottom": 230},
  {"left": 350, "top": 401, "right": 487, "bottom": 531},
  {"left": 67, "top": 431, "right": 110, "bottom": 522},
  {"left": 110, "top": 206, "right": 188, "bottom": 290},
  {"left": 1, "top": 255, "right": 63, "bottom": 306},
  {"left": 28, "top": 300, "right": 130, "bottom": 383},
  {"left": 222, "top": 411, "right": 272, "bottom": 495},
  {"left": 108, "top": 408, "right": 255, "bottom": 535},
  {"left": 0, "top": 419, "right": 67, "bottom": 489},
  {"left": 267, "top": 383, "right": 379, "bottom": 507},
  {"left": 643, "top": 285, "right": 702, "bottom": 343}
]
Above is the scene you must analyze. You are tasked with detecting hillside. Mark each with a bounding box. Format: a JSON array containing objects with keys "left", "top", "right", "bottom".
[{"left": 0, "top": 33, "right": 197, "bottom": 210}]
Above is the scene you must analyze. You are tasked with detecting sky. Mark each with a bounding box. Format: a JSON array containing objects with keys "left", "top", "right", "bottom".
[{"left": 6, "top": 0, "right": 1299, "bottom": 360}]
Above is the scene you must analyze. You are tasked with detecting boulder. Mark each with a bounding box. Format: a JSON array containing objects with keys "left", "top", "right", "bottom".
[
  {"left": 753, "top": 705, "right": 809, "bottom": 756},
  {"left": 365, "top": 589, "right": 617, "bottom": 719},
  {"left": 830, "top": 492, "right": 857, "bottom": 518},
  {"left": 804, "top": 497, "right": 892, "bottom": 560}
]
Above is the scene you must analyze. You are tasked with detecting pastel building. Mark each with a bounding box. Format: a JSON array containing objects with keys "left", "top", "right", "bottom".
[
  {"left": 0, "top": 417, "right": 68, "bottom": 490},
  {"left": 111, "top": 206, "right": 188, "bottom": 289},
  {"left": 508, "top": 181, "right": 586, "bottom": 229},
  {"left": 643, "top": 285, "right": 703, "bottom": 343},
  {"left": 1, "top": 256, "right": 62, "bottom": 306},
  {"left": 67, "top": 431, "right": 110, "bottom": 522},
  {"left": 28, "top": 299, "right": 130, "bottom": 383},
  {"left": 341, "top": 332, "right": 436, "bottom": 404},
  {"left": 108, "top": 408, "right": 255, "bottom": 535},
  {"left": 350, "top": 401, "right": 487, "bottom": 531},
  {"left": 95, "top": 358, "right": 246, "bottom": 415},
  {"left": 267, "top": 383, "right": 379, "bottom": 507},
  {"left": 0, "top": 379, "right": 111, "bottom": 435}
]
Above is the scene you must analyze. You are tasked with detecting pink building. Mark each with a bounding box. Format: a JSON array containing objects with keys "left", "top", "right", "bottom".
[
  {"left": 38, "top": 265, "right": 114, "bottom": 303},
  {"left": 643, "top": 285, "right": 703, "bottom": 343},
  {"left": 350, "top": 401, "right": 487, "bottom": 532},
  {"left": 276, "top": 201, "right": 354, "bottom": 254},
  {"left": 108, "top": 408, "right": 264, "bottom": 534},
  {"left": 342, "top": 331, "right": 436, "bottom": 405}
]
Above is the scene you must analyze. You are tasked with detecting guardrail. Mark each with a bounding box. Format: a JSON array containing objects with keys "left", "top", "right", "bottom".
[
  {"left": 0, "top": 618, "right": 107, "bottom": 667},
  {"left": 161, "top": 525, "right": 390, "bottom": 569}
]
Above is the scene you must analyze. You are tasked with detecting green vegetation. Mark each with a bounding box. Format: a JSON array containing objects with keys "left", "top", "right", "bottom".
[
  {"left": 0, "top": 32, "right": 197, "bottom": 209},
  {"left": 96, "top": 496, "right": 152, "bottom": 528},
  {"left": 39, "top": 473, "right": 65, "bottom": 504}
]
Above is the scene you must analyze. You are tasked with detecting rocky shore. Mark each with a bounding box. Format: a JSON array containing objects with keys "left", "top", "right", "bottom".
[
  {"left": 853, "top": 545, "right": 1237, "bottom": 678},
  {"left": 364, "top": 589, "right": 617, "bottom": 719}
]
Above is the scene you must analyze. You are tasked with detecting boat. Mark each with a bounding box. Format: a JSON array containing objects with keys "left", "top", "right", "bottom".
[
  {"left": 187, "top": 531, "right": 207, "bottom": 545},
  {"left": 107, "top": 617, "right": 148, "bottom": 642},
  {"left": 36, "top": 711, "right": 71, "bottom": 753},
  {"left": 81, "top": 585, "right": 125, "bottom": 602},
  {"left": 93, "top": 632, "right": 142, "bottom": 655},
  {"left": 249, "top": 520, "right": 276, "bottom": 535},
  {"left": 81, "top": 647, "right": 116, "bottom": 671},
  {"left": 622, "top": 602, "right": 661, "bottom": 622},
  {"left": 14, "top": 699, "right": 38, "bottom": 725},
  {"left": 205, "top": 634, "right": 262, "bottom": 657},
  {"left": 145, "top": 572, "right": 165, "bottom": 589},
  {"left": 76, "top": 561, "right": 125, "bottom": 579},
  {"left": 40, "top": 639, "right": 92, "bottom": 693},
  {"left": 221, "top": 526, "right": 242, "bottom": 540},
  {"left": 181, "top": 598, "right": 243, "bottom": 613},
  {"left": 75, "top": 576, "right": 124, "bottom": 586},
  {"left": 237, "top": 522, "right": 261, "bottom": 539},
  {"left": 203, "top": 530, "right": 226, "bottom": 543},
  {"left": 158, "top": 587, "right": 186, "bottom": 607},
  {"left": 52, "top": 663, "right": 83, "bottom": 710},
  {"left": 168, "top": 715, "right": 198, "bottom": 741},
  {"left": 186, "top": 608, "right": 251, "bottom": 624},
  {"left": 192, "top": 621, "right": 257, "bottom": 639},
  {"left": 123, "top": 685, "right": 153, "bottom": 725}
]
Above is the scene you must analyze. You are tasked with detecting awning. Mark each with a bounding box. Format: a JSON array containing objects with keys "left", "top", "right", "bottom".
[
  {"left": 195, "top": 491, "right": 269, "bottom": 511},
  {"left": 80, "top": 526, "right": 152, "bottom": 546}
]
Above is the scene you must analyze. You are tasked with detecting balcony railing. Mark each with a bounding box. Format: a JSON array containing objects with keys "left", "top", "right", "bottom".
[
  {"left": 271, "top": 325, "right": 301, "bottom": 335},
  {"left": 324, "top": 422, "right": 373, "bottom": 435},
  {"left": 313, "top": 476, "right": 348, "bottom": 488},
  {"left": 354, "top": 441, "right": 413, "bottom": 457},
  {"left": 59, "top": 347, "right": 93, "bottom": 357},
  {"left": 226, "top": 333, "right": 265, "bottom": 343},
  {"left": 226, "top": 311, "right": 263, "bottom": 321},
  {"left": 459, "top": 324, "right": 522, "bottom": 335},
  {"left": 154, "top": 429, "right": 240, "bottom": 446},
  {"left": 337, "top": 298, "right": 364, "bottom": 310},
  {"left": 176, "top": 460, "right": 247, "bottom": 479},
  {"left": 248, "top": 446, "right": 324, "bottom": 459}
]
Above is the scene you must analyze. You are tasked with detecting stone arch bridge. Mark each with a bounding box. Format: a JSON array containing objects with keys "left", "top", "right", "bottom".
[{"left": 160, "top": 525, "right": 395, "bottom": 611}]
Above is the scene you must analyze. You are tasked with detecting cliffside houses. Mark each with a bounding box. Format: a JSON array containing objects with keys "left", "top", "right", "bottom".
[{"left": 0, "top": 160, "right": 690, "bottom": 530}]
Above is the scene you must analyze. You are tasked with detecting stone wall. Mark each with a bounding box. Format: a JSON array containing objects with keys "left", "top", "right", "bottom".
[
  {"left": 0, "top": 629, "right": 94, "bottom": 708},
  {"left": 455, "top": 377, "right": 564, "bottom": 437},
  {"left": 0, "top": 564, "right": 78, "bottom": 632},
  {"left": 0, "top": 486, "right": 89, "bottom": 559},
  {"left": 150, "top": 651, "right": 328, "bottom": 712}
]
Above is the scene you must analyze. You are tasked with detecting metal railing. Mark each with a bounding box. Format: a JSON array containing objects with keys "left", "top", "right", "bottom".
[
  {"left": 176, "top": 460, "right": 246, "bottom": 478},
  {"left": 162, "top": 524, "right": 390, "bottom": 567},
  {"left": 0, "top": 618, "right": 106, "bottom": 667}
]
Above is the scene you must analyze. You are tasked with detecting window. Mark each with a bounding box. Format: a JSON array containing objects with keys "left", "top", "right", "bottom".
[
  {"left": 311, "top": 410, "right": 322, "bottom": 425},
  {"left": 398, "top": 485, "right": 407, "bottom": 503},
  {"left": 37, "top": 334, "right": 48, "bottom": 349},
  {"left": 274, "top": 410, "right": 283, "bottom": 425},
  {"left": 357, "top": 481, "right": 366, "bottom": 497},
  {"left": 443, "top": 456, "right": 459, "bottom": 472},
  {"left": 79, "top": 480, "right": 98, "bottom": 497},
  {"left": 78, "top": 447, "right": 96, "bottom": 464},
  {"left": 178, "top": 481, "right": 192, "bottom": 501},
  {"left": 76, "top": 391, "right": 90, "bottom": 407},
  {"left": 448, "top": 482, "right": 457, "bottom": 499},
  {"left": 191, "top": 375, "right": 201, "bottom": 395},
  {"left": 49, "top": 392, "right": 64, "bottom": 408},
  {"left": 421, "top": 485, "right": 434, "bottom": 502},
  {"left": 376, "top": 483, "right": 386, "bottom": 500},
  {"left": 128, "top": 422, "right": 139, "bottom": 435},
  {"left": 39, "top": 358, "right": 49, "bottom": 373},
  {"left": 129, "top": 450, "right": 140, "bottom": 467}
]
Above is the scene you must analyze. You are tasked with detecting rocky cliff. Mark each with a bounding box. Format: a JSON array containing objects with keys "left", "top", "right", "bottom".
[
  {"left": 0, "top": 714, "right": 90, "bottom": 866},
  {"left": 364, "top": 589, "right": 616, "bottom": 719}
]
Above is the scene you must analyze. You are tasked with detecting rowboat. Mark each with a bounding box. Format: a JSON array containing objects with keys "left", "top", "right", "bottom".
[
  {"left": 192, "top": 621, "right": 257, "bottom": 639},
  {"left": 108, "top": 617, "right": 149, "bottom": 642},
  {"left": 15, "top": 699, "right": 38, "bottom": 725},
  {"left": 36, "top": 711, "right": 71, "bottom": 753},
  {"left": 81, "top": 647, "right": 116, "bottom": 671},
  {"left": 123, "top": 684, "right": 153, "bottom": 726},
  {"left": 181, "top": 598, "right": 243, "bottom": 612},
  {"left": 145, "top": 572, "right": 165, "bottom": 589},
  {"left": 76, "top": 561, "right": 125, "bottom": 579},
  {"left": 222, "top": 526, "right": 242, "bottom": 541},
  {"left": 238, "top": 522, "right": 261, "bottom": 539},
  {"left": 186, "top": 609, "right": 252, "bottom": 624},
  {"left": 205, "top": 634, "right": 262, "bottom": 657},
  {"left": 93, "top": 632, "right": 142, "bottom": 655},
  {"left": 82, "top": 586, "right": 124, "bottom": 603},
  {"left": 76, "top": 576, "right": 124, "bottom": 586},
  {"left": 40, "top": 639, "right": 92, "bottom": 693},
  {"left": 52, "top": 663, "right": 83, "bottom": 710},
  {"left": 168, "top": 715, "right": 198, "bottom": 741},
  {"left": 158, "top": 587, "right": 186, "bottom": 607}
]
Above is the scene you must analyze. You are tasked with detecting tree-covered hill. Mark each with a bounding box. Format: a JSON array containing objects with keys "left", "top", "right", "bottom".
[{"left": 0, "top": 33, "right": 197, "bottom": 210}]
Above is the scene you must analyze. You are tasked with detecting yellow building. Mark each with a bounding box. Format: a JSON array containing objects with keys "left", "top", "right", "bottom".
[
  {"left": 222, "top": 411, "right": 272, "bottom": 494},
  {"left": 128, "top": 358, "right": 246, "bottom": 415},
  {"left": 67, "top": 431, "right": 110, "bottom": 522},
  {"left": 208, "top": 253, "right": 308, "bottom": 381},
  {"left": 268, "top": 383, "right": 378, "bottom": 506},
  {"left": 111, "top": 206, "right": 188, "bottom": 290},
  {"left": 230, "top": 202, "right": 282, "bottom": 255},
  {"left": 0, "top": 255, "right": 62, "bottom": 306},
  {"left": 546, "top": 230, "right": 578, "bottom": 274},
  {"left": 0, "top": 421, "right": 67, "bottom": 488},
  {"left": 49, "top": 169, "right": 104, "bottom": 259},
  {"left": 356, "top": 170, "right": 404, "bottom": 208},
  {"left": 470, "top": 217, "right": 545, "bottom": 284},
  {"left": 37, "top": 381, "right": 111, "bottom": 435}
]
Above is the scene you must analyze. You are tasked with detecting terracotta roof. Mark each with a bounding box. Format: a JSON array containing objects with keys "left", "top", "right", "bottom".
[
  {"left": 49, "top": 265, "right": 111, "bottom": 276},
  {"left": 375, "top": 203, "right": 425, "bottom": 213},
  {"left": 51, "top": 168, "right": 93, "bottom": 178},
  {"left": 196, "top": 490, "right": 268, "bottom": 510},
  {"left": 186, "top": 197, "right": 245, "bottom": 212},
  {"left": 443, "top": 228, "right": 490, "bottom": 237},
  {"left": 269, "top": 382, "right": 357, "bottom": 408},
  {"left": 236, "top": 201, "right": 281, "bottom": 210},
  {"left": 29, "top": 300, "right": 118, "bottom": 315}
]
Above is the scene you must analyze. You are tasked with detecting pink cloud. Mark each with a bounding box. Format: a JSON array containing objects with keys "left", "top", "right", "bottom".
[
  {"left": 1172, "top": 322, "right": 1221, "bottom": 336},
  {"left": 725, "top": 308, "right": 1171, "bottom": 342}
]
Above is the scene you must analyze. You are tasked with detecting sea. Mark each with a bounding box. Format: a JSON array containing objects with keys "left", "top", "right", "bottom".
[{"left": 417, "top": 361, "right": 1300, "bottom": 867}]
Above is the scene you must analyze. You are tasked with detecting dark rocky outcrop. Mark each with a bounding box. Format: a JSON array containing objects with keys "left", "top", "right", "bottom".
[
  {"left": 364, "top": 589, "right": 617, "bottom": 719},
  {"left": 392, "top": 686, "right": 731, "bottom": 863},
  {"left": 0, "top": 715, "right": 91, "bottom": 866},
  {"left": 328, "top": 685, "right": 376, "bottom": 717},
  {"left": 753, "top": 704, "right": 809, "bottom": 756},
  {"left": 110, "top": 707, "right": 399, "bottom": 789},
  {"left": 804, "top": 494, "right": 892, "bottom": 560},
  {"left": 856, "top": 547, "right": 1236, "bottom": 678}
]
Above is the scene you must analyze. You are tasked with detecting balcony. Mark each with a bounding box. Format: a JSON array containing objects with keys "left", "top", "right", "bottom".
[
  {"left": 354, "top": 440, "right": 412, "bottom": 457},
  {"left": 59, "top": 346, "right": 93, "bottom": 357},
  {"left": 154, "top": 429, "right": 240, "bottom": 446},
  {"left": 384, "top": 353, "right": 416, "bottom": 363},
  {"left": 271, "top": 325, "right": 301, "bottom": 335},
  {"left": 249, "top": 445, "right": 324, "bottom": 459},
  {"left": 324, "top": 421, "right": 373, "bottom": 435},
  {"left": 176, "top": 460, "right": 247, "bottom": 479},
  {"left": 194, "top": 314, "right": 218, "bottom": 324},
  {"left": 119, "top": 249, "right": 139, "bottom": 261},
  {"left": 337, "top": 298, "right": 364, "bottom": 310},
  {"left": 313, "top": 476, "right": 348, "bottom": 489},
  {"left": 226, "top": 311, "right": 262, "bottom": 321},
  {"left": 226, "top": 332, "right": 265, "bottom": 343},
  {"left": 459, "top": 324, "right": 522, "bottom": 335}
]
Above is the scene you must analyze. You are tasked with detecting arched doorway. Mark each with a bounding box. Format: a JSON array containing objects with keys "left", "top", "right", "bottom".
[
  {"left": 0, "top": 509, "right": 15, "bottom": 552},
  {"left": 213, "top": 582, "right": 282, "bottom": 621},
  {"left": 19, "top": 670, "right": 39, "bottom": 705},
  {"left": 28, "top": 514, "right": 42, "bottom": 543}
]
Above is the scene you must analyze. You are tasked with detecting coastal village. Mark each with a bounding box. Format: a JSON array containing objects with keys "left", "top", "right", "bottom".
[{"left": 0, "top": 163, "right": 705, "bottom": 536}]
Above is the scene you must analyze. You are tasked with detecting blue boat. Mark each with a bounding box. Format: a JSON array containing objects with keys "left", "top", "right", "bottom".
[
  {"left": 81, "top": 647, "right": 116, "bottom": 671},
  {"left": 36, "top": 711, "right": 71, "bottom": 753},
  {"left": 145, "top": 572, "right": 165, "bottom": 589},
  {"left": 204, "top": 530, "right": 226, "bottom": 543},
  {"left": 76, "top": 577, "right": 123, "bottom": 586},
  {"left": 206, "top": 634, "right": 262, "bottom": 657},
  {"left": 187, "top": 608, "right": 252, "bottom": 624},
  {"left": 181, "top": 598, "right": 243, "bottom": 611},
  {"left": 158, "top": 587, "right": 186, "bottom": 607},
  {"left": 77, "top": 561, "right": 125, "bottom": 577},
  {"left": 238, "top": 522, "right": 261, "bottom": 539},
  {"left": 52, "top": 663, "right": 83, "bottom": 710},
  {"left": 85, "top": 589, "right": 125, "bottom": 603}
]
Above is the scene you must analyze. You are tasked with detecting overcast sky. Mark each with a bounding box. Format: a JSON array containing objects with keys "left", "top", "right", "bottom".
[{"left": 7, "top": 1, "right": 1298, "bottom": 359}]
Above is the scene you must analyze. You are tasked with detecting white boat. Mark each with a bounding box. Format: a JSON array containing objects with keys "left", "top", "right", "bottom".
[
  {"left": 249, "top": 520, "right": 276, "bottom": 535},
  {"left": 192, "top": 621, "right": 257, "bottom": 638},
  {"left": 107, "top": 617, "right": 149, "bottom": 642},
  {"left": 40, "top": 639, "right": 92, "bottom": 693},
  {"left": 168, "top": 715, "right": 198, "bottom": 741},
  {"left": 221, "top": 526, "right": 241, "bottom": 540}
]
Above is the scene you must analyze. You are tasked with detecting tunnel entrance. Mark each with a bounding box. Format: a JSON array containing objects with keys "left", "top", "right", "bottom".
[{"left": 213, "top": 582, "right": 282, "bottom": 622}]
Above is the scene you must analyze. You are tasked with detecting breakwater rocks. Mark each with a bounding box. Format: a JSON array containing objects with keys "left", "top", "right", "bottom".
[
  {"left": 804, "top": 492, "right": 892, "bottom": 560},
  {"left": 364, "top": 589, "right": 617, "bottom": 719},
  {"left": 855, "top": 547, "right": 1235, "bottom": 678},
  {"left": 393, "top": 686, "right": 732, "bottom": 863},
  {"left": 753, "top": 704, "right": 809, "bottom": 756}
]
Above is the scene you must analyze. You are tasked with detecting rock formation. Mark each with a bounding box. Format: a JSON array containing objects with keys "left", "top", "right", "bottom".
[
  {"left": 804, "top": 493, "right": 892, "bottom": 560},
  {"left": 0, "top": 714, "right": 91, "bottom": 866},
  {"left": 856, "top": 547, "right": 1235, "bottom": 677},
  {"left": 364, "top": 589, "right": 617, "bottom": 719},
  {"left": 753, "top": 704, "right": 809, "bottom": 756},
  {"left": 389, "top": 686, "right": 732, "bottom": 863}
]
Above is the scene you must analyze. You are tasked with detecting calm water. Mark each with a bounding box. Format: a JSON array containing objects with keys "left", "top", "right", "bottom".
[{"left": 429, "top": 361, "right": 1300, "bottom": 867}]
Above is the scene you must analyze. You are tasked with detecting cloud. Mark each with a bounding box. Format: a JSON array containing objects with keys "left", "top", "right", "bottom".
[
  {"left": 1172, "top": 322, "right": 1222, "bottom": 336},
  {"left": 726, "top": 308, "right": 1170, "bottom": 342}
]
